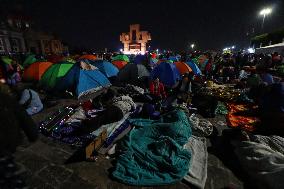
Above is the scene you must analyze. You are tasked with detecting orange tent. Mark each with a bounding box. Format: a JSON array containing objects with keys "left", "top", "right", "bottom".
[
  {"left": 79, "top": 54, "right": 97, "bottom": 61},
  {"left": 174, "top": 61, "right": 192, "bottom": 75},
  {"left": 23, "top": 61, "right": 53, "bottom": 81},
  {"left": 112, "top": 60, "right": 127, "bottom": 69}
]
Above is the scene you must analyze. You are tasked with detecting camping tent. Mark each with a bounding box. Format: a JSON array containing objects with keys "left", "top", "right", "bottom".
[
  {"left": 168, "top": 56, "right": 179, "bottom": 62},
  {"left": 79, "top": 54, "right": 97, "bottom": 61},
  {"left": 1, "top": 56, "right": 13, "bottom": 73},
  {"left": 151, "top": 62, "right": 180, "bottom": 87},
  {"left": 89, "top": 60, "right": 119, "bottom": 78},
  {"left": 118, "top": 64, "right": 150, "bottom": 84},
  {"left": 112, "top": 60, "right": 128, "bottom": 69},
  {"left": 112, "top": 54, "right": 130, "bottom": 62},
  {"left": 40, "top": 61, "right": 74, "bottom": 89},
  {"left": 174, "top": 61, "right": 192, "bottom": 75},
  {"left": 55, "top": 64, "right": 111, "bottom": 101},
  {"left": 23, "top": 61, "right": 53, "bottom": 81},
  {"left": 23, "top": 54, "right": 37, "bottom": 68},
  {"left": 186, "top": 61, "right": 202, "bottom": 76}
]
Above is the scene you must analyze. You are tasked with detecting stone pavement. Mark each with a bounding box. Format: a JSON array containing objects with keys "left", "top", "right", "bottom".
[{"left": 13, "top": 99, "right": 246, "bottom": 189}]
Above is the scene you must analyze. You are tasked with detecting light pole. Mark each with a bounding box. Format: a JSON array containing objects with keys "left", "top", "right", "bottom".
[{"left": 259, "top": 8, "right": 272, "bottom": 29}]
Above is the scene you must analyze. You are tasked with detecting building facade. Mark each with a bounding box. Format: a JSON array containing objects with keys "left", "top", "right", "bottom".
[
  {"left": 24, "top": 30, "right": 65, "bottom": 55},
  {"left": 0, "top": 10, "right": 67, "bottom": 55},
  {"left": 0, "top": 29, "right": 26, "bottom": 54},
  {"left": 120, "top": 24, "right": 151, "bottom": 55}
]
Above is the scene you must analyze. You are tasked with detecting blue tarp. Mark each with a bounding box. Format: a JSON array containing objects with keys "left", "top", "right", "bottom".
[
  {"left": 186, "top": 61, "right": 202, "bottom": 76},
  {"left": 88, "top": 60, "right": 119, "bottom": 78},
  {"left": 151, "top": 62, "right": 180, "bottom": 87},
  {"left": 55, "top": 64, "right": 111, "bottom": 99}
]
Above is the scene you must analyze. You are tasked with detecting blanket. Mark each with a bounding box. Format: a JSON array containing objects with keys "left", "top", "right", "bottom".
[
  {"left": 188, "top": 114, "right": 213, "bottom": 137},
  {"left": 112, "top": 109, "right": 192, "bottom": 186},
  {"left": 226, "top": 103, "right": 260, "bottom": 132},
  {"left": 183, "top": 136, "right": 208, "bottom": 189},
  {"left": 234, "top": 135, "right": 284, "bottom": 189}
]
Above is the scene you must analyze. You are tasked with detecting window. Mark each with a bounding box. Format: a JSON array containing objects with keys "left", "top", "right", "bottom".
[
  {"left": 16, "top": 21, "right": 22, "bottom": 29},
  {"left": 11, "top": 38, "right": 19, "bottom": 52},
  {"left": 0, "top": 38, "right": 4, "bottom": 52},
  {"left": 132, "top": 30, "right": 136, "bottom": 41}
]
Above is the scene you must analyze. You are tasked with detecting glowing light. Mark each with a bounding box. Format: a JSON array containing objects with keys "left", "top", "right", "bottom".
[
  {"left": 232, "top": 46, "right": 235, "bottom": 49},
  {"left": 259, "top": 8, "right": 272, "bottom": 16},
  {"left": 191, "top": 44, "right": 195, "bottom": 49},
  {"left": 247, "top": 48, "right": 255, "bottom": 53},
  {"left": 119, "top": 49, "right": 123, "bottom": 52}
]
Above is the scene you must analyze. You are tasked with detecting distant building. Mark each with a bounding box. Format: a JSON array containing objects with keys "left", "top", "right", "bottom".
[
  {"left": 0, "top": 8, "right": 67, "bottom": 55},
  {"left": 120, "top": 24, "right": 151, "bottom": 55},
  {"left": 0, "top": 28, "right": 26, "bottom": 54},
  {"left": 24, "top": 30, "right": 65, "bottom": 55},
  {"left": 252, "top": 28, "right": 284, "bottom": 56}
]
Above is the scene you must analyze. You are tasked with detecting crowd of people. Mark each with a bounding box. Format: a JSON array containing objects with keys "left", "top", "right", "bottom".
[{"left": 0, "top": 49, "right": 283, "bottom": 188}]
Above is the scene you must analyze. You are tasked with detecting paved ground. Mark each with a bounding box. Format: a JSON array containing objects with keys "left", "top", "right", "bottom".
[{"left": 13, "top": 98, "right": 246, "bottom": 189}]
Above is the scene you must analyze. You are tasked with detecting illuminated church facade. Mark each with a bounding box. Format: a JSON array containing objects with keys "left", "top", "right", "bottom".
[{"left": 120, "top": 24, "right": 151, "bottom": 55}]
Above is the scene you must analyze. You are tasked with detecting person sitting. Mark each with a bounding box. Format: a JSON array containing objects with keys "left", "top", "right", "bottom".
[
  {"left": 173, "top": 72, "right": 193, "bottom": 104},
  {"left": 83, "top": 89, "right": 136, "bottom": 131},
  {"left": 149, "top": 77, "right": 167, "bottom": 101},
  {"left": 19, "top": 89, "right": 43, "bottom": 116},
  {"left": 249, "top": 82, "right": 284, "bottom": 136},
  {"left": 0, "top": 84, "right": 38, "bottom": 188},
  {"left": 7, "top": 64, "right": 21, "bottom": 86},
  {"left": 258, "top": 68, "right": 274, "bottom": 85}
]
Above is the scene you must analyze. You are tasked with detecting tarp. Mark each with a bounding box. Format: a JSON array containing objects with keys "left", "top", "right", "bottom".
[
  {"left": 88, "top": 60, "right": 119, "bottom": 77},
  {"left": 55, "top": 64, "right": 111, "bottom": 101},
  {"left": 23, "top": 61, "right": 53, "bottom": 81},
  {"left": 174, "top": 61, "right": 192, "bottom": 75},
  {"left": 151, "top": 62, "right": 181, "bottom": 87},
  {"left": 117, "top": 64, "right": 150, "bottom": 83},
  {"left": 23, "top": 54, "right": 37, "bottom": 68},
  {"left": 112, "top": 60, "right": 127, "bottom": 69},
  {"left": 113, "top": 109, "right": 192, "bottom": 186},
  {"left": 40, "top": 61, "right": 74, "bottom": 89},
  {"left": 186, "top": 61, "right": 202, "bottom": 76},
  {"left": 79, "top": 54, "right": 97, "bottom": 61},
  {"left": 112, "top": 54, "right": 130, "bottom": 62}
]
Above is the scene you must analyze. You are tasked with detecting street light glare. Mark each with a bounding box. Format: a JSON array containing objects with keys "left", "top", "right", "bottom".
[{"left": 259, "top": 8, "right": 272, "bottom": 15}]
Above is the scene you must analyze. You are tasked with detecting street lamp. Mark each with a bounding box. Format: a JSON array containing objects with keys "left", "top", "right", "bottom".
[
  {"left": 191, "top": 44, "right": 195, "bottom": 49},
  {"left": 259, "top": 8, "right": 272, "bottom": 29}
]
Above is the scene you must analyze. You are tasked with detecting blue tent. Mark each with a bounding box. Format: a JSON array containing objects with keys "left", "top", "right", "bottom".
[
  {"left": 151, "top": 62, "right": 180, "bottom": 87},
  {"left": 55, "top": 64, "right": 111, "bottom": 101},
  {"left": 88, "top": 60, "right": 119, "bottom": 78},
  {"left": 168, "top": 56, "right": 179, "bottom": 62},
  {"left": 186, "top": 61, "right": 202, "bottom": 76}
]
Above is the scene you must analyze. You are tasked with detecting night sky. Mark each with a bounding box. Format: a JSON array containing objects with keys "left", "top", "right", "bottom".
[{"left": 3, "top": 0, "right": 284, "bottom": 51}]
